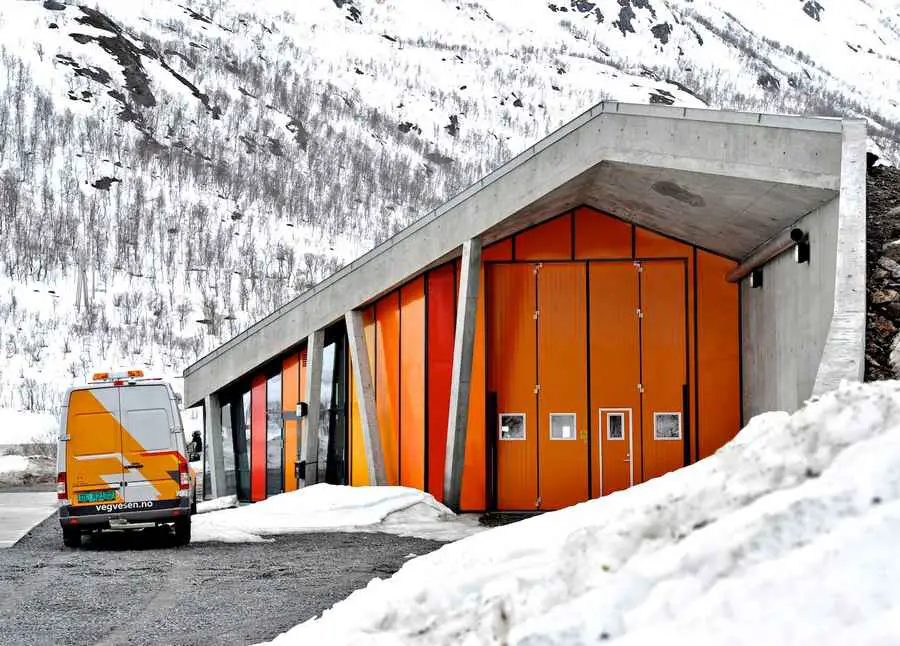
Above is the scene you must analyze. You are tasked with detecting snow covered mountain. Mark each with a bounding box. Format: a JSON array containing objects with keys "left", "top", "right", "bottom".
[{"left": 0, "top": 0, "right": 898, "bottom": 424}]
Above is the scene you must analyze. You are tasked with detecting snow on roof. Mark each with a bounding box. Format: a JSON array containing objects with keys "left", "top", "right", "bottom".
[{"left": 259, "top": 380, "right": 900, "bottom": 645}]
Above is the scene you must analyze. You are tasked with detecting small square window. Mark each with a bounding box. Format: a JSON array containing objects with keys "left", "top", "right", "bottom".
[
  {"left": 499, "top": 414, "right": 526, "bottom": 441},
  {"left": 654, "top": 412, "right": 682, "bottom": 441},
  {"left": 607, "top": 412, "right": 625, "bottom": 440},
  {"left": 550, "top": 413, "right": 576, "bottom": 440}
]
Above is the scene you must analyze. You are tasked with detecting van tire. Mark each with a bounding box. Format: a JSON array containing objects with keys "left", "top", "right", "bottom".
[
  {"left": 62, "top": 527, "right": 81, "bottom": 548},
  {"left": 173, "top": 517, "right": 191, "bottom": 546}
]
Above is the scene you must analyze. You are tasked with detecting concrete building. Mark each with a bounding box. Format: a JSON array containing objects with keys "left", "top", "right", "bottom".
[{"left": 183, "top": 102, "right": 866, "bottom": 512}]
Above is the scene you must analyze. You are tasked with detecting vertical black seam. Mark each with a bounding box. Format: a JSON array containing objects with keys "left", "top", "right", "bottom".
[
  {"left": 683, "top": 259, "right": 691, "bottom": 468},
  {"left": 397, "top": 289, "right": 402, "bottom": 487},
  {"left": 584, "top": 260, "right": 592, "bottom": 499},
  {"left": 534, "top": 264, "right": 541, "bottom": 509},
  {"left": 738, "top": 273, "right": 745, "bottom": 427},
  {"left": 637, "top": 261, "right": 644, "bottom": 484},
  {"left": 693, "top": 248, "right": 700, "bottom": 463},
  {"left": 423, "top": 272, "right": 430, "bottom": 494}
]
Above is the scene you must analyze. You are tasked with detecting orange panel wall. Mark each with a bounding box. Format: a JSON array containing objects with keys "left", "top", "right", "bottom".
[
  {"left": 282, "top": 353, "right": 300, "bottom": 492},
  {"left": 426, "top": 263, "right": 455, "bottom": 500},
  {"left": 574, "top": 207, "right": 632, "bottom": 259},
  {"left": 488, "top": 263, "right": 538, "bottom": 510},
  {"left": 537, "top": 263, "right": 589, "bottom": 509},
  {"left": 400, "top": 278, "right": 426, "bottom": 490},
  {"left": 589, "top": 263, "right": 641, "bottom": 497},
  {"left": 640, "top": 261, "right": 688, "bottom": 481},
  {"left": 250, "top": 374, "right": 267, "bottom": 502},
  {"left": 460, "top": 266, "right": 486, "bottom": 511},
  {"left": 514, "top": 213, "right": 573, "bottom": 260},
  {"left": 482, "top": 239, "right": 513, "bottom": 262},
  {"left": 636, "top": 228, "right": 696, "bottom": 463},
  {"left": 697, "top": 250, "right": 741, "bottom": 459},
  {"left": 375, "top": 293, "right": 400, "bottom": 485}
]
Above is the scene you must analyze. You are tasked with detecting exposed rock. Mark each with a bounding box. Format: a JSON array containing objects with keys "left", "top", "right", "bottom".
[{"left": 865, "top": 166, "right": 900, "bottom": 380}]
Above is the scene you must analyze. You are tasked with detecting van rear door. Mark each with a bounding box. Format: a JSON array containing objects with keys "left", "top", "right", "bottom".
[
  {"left": 66, "top": 387, "right": 124, "bottom": 506},
  {"left": 120, "top": 385, "right": 182, "bottom": 503}
]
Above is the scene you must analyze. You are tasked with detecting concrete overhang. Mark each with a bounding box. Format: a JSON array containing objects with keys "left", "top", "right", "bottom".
[{"left": 183, "top": 102, "right": 857, "bottom": 407}]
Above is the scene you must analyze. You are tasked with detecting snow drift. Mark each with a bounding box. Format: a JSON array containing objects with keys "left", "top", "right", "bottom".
[
  {"left": 192, "top": 484, "right": 483, "bottom": 544},
  {"left": 261, "top": 381, "right": 900, "bottom": 645}
]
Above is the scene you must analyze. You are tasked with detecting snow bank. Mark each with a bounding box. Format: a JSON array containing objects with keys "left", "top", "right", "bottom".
[
  {"left": 260, "top": 381, "right": 900, "bottom": 646},
  {"left": 196, "top": 495, "right": 239, "bottom": 514},
  {"left": 192, "top": 485, "right": 483, "bottom": 544},
  {"left": 0, "top": 455, "right": 30, "bottom": 476},
  {"left": 0, "top": 409, "right": 58, "bottom": 446}
]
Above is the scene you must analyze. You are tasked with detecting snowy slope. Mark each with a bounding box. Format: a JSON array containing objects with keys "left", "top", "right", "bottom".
[
  {"left": 260, "top": 381, "right": 900, "bottom": 646},
  {"left": 0, "top": 0, "right": 898, "bottom": 427}
]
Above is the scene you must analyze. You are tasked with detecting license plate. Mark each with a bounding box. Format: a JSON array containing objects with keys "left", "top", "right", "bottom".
[{"left": 77, "top": 490, "right": 117, "bottom": 503}]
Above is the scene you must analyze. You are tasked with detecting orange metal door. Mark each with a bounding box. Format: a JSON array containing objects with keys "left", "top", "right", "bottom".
[
  {"left": 640, "top": 261, "right": 688, "bottom": 481},
  {"left": 537, "top": 263, "right": 588, "bottom": 510},
  {"left": 488, "top": 263, "right": 538, "bottom": 510},
  {"left": 589, "top": 263, "right": 641, "bottom": 497}
]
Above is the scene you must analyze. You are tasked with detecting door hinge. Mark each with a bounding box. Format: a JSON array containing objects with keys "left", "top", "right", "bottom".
[
  {"left": 533, "top": 310, "right": 540, "bottom": 320},
  {"left": 534, "top": 384, "right": 541, "bottom": 394},
  {"left": 535, "top": 496, "right": 542, "bottom": 509},
  {"left": 634, "top": 261, "right": 643, "bottom": 272},
  {"left": 533, "top": 263, "right": 543, "bottom": 275},
  {"left": 636, "top": 308, "right": 643, "bottom": 318},
  {"left": 638, "top": 383, "right": 644, "bottom": 393}
]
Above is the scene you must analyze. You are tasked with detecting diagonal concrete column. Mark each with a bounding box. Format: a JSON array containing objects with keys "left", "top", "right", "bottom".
[
  {"left": 443, "top": 238, "right": 482, "bottom": 511},
  {"left": 300, "top": 329, "right": 324, "bottom": 487},
  {"left": 204, "top": 394, "right": 225, "bottom": 499},
  {"left": 345, "top": 310, "right": 387, "bottom": 485}
]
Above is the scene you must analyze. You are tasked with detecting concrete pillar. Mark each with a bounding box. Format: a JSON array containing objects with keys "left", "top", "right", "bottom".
[
  {"left": 345, "top": 310, "right": 387, "bottom": 485},
  {"left": 300, "top": 329, "right": 324, "bottom": 487},
  {"left": 443, "top": 238, "right": 482, "bottom": 511},
  {"left": 204, "top": 394, "right": 225, "bottom": 499}
]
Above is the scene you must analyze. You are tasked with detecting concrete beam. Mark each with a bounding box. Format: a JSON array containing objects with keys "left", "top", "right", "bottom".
[
  {"left": 300, "top": 330, "right": 324, "bottom": 487},
  {"left": 813, "top": 120, "right": 867, "bottom": 394},
  {"left": 346, "top": 310, "right": 387, "bottom": 485},
  {"left": 443, "top": 238, "right": 482, "bottom": 511},
  {"left": 204, "top": 394, "right": 225, "bottom": 499}
]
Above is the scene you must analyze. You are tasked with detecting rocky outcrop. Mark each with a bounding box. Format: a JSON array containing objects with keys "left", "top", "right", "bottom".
[{"left": 865, "top": 165, "right": 900, "bottom": 380}]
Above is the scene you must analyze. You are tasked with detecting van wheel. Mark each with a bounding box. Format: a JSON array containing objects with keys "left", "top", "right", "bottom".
[
  {"left": 173, "top": 517, "right": 191, "bottom": 546},
  {"left": 62, "top": 527, "right": 81, "bottom": 548}
]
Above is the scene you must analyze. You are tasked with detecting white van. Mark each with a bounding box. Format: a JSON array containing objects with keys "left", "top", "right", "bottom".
[{"left": 56, "top": 371, "right": 196, "bottom": 547}]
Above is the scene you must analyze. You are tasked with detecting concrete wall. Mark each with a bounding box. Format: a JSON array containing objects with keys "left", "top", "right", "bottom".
[{"left": 741, "top": 198, "right": 840, "bottom": 418}]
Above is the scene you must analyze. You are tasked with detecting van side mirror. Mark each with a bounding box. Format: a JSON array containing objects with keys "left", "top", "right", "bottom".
[{"left": 296, "top": 401, "right": 308, "bottom": 419}]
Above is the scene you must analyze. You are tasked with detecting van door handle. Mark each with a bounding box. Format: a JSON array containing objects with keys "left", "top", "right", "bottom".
[{"left": 125, "top": 463, "right": 143, "bottom": 469}]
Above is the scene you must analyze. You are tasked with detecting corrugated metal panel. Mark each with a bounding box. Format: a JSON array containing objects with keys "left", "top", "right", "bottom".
[
  {"left": 426, "top": 263, "right": 455, "bottom": 501},
  {"left": 461, "top": 264, "right": 487, "bottom": 512},
  {"left": 489, "top": 263, "right": 538, "bottom": 510},
  {"left": 574, "top": 207, "right": 632, "bottom": 259},
  {"left": 697, "top": 250, "right": 741, "bottom": 459},
  {"left": 514, "top": 213, "right": 572, "bottom": 260},
  {"left": 375, "top": 293, "right": 400, "bottom": 485},
  {"left": 537, "top": 263, "right": 588, "bottom": 510},
  {"left": 400, "top": 277, "right": 426, "bottom": 490}
]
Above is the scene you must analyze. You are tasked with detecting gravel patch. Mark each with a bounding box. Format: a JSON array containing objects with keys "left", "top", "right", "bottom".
[{"left": 0, "top": 516, "right": 445, "bottom": 646}]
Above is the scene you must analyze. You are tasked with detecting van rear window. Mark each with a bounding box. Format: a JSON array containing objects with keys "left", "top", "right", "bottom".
[{"left": 121, "top": 386, "right": 173, "bottom": 451}]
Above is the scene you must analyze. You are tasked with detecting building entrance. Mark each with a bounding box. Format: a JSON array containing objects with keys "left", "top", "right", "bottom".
[{"left": 488, "top": 260, "right": 688, "bottom": 511}]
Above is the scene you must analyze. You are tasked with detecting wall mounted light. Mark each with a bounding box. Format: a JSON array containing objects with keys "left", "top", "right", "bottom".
[
  {"left": 791, "top": 228, "right": 810, "bottom": 264},
  {"left": 750, "top": 268, "right": 763, "bottom": 288}
]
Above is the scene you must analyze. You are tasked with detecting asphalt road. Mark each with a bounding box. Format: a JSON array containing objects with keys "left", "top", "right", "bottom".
[{"left": 0, "top": 516, "right": 445, "bottom": 646}]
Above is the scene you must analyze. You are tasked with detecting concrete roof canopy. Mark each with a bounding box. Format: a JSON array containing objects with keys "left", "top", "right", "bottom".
[{"left": 183, "top": 102, "right": 863, "bottom": 408}]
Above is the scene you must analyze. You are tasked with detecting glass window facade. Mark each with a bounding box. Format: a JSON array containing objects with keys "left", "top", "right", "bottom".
[
  {"left": 266, "top": 373, "right": 284, "bottom": 496},
  {"left": 321, "top": 337, "right": 348, "bottom": 484},
  {"left": 221, "top": 402, "right": 236, "bottom": 495}
]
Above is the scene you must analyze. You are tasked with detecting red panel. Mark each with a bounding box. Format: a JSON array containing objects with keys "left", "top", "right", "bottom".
[
  {"left": 514, "top": 214, "right": 572, "bottom": 261},
  {"left": 641, "top": 261, "right": 688, "bottom": 482},
  {"left": 537, "top": 263, "right": 588, "bottom": 510},
  {"left": 574, "top": 207, "right": 632, "bottom": 259},
  {"left": 482, "top": 239, "right": 513, "bottom": 262},
  {"left": 250, "top": 374, "right": 267, "bottom": 501},
  {"left": 488, "top": 263, "right": 538, "bottom": 510},
  {"left": 427, "top": 263, "right": 455, "bottom": 501},
  {"left": 376, "top": 292, "right": 401, "bottom": 485},
  {"left": 400, "top": 278, "right": 426, "bottom": 489},
  {"left": 697, "top": 250, "right": 741, "bottom": 459},
  {"left": 461, "top": 265, "right": 486, "bottom": 511}
]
